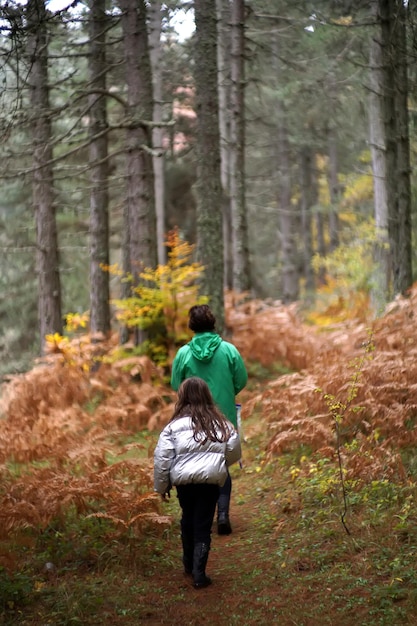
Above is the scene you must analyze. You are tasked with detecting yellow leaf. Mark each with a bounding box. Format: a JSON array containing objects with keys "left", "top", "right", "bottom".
[{"left": 34, "top": 580, "right": 46, "bottom": 591}]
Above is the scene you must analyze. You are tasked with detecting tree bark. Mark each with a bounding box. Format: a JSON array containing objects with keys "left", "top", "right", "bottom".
[
  {"left": 277, "top": 108, "right": 299, "bottom": 303},
  {"left": 327, "top": 123, "right": 340, "bottom": 252},
  {"left": 316, "top": 212, "right": 326, "bottom": 287},
  {"left": 148, "top": 0, "right": 166, "bottom": 265},
  {"left": 393, "top": 0, "right": 412, "bottom": 295},
  {"left": 379, "top": 0, "right": 412, "bottom": 296},
  {"left": 216, "top": 0, "right": 232, "bottom": 290},
  {"left": 27, "top": 0, "right": 62, "bottom": 351},
  {"left": 369, "top": 0, "right": 390, "bottom": 314},
  {"left": 194, "top": 0, "right": 224, "bottom": 332},
  {"left": 119, "top": 0, "right": 157, "bottom": 283},
  {"left": 299, "top": 147, "right": 315, "bottom": 296},
  {"left": 89, "top": 0, "right": 111, "bottom": 336},
  {"left": 229, "top": 0, "right": 251, "bottom": 293}
]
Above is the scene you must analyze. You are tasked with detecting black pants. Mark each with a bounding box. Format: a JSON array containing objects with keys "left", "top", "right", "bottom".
[{"left": 177, "top": 483, "right": 219, "bottom": 546}]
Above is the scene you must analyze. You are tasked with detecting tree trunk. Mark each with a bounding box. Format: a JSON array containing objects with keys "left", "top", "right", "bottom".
[
  {"left": 229, "top": 0, "right": 251, "bottom": 293},
  {"left": 369, "top": 0, "right": 390, "bottom": 314},
  {"left": 119, "top": 200, "right": 131, "bottom": 344},
  {"left": 316, "top": 212, "right": 326, "bottom": 287},
  {"left": 393, "top": 0, "right": 412, "bottom": 295},
  {"left": 148, "top": 0, "right": 166, "bottom": 265},
  {"left": 216, "top": 0, "right": 232, "bottom": 290},
  {"left": 327, "top": 124, "right": 340, "bottom": 252},
  {"left": 299, "top": 147, "right": 315, "bottom": 296},
  {"left": 277, "top": 109, "right": 299, "bottom": 303},
  {"left": 119, "top": 0, "right": 157, "bottom": 283},
  {"left": 89, "top": 0, "right": 111, "bottom": 336},
  {"left": 379, "top": 0, "right": 412, "bottom": 296},
  {"left": 194, "top": 0, "right": 224, "bottom": 332},
  {"left": 27, "top": 0, "right": 62, "bottom": 351}
]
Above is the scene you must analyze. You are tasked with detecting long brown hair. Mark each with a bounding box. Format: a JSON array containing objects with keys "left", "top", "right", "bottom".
[{"left": 171, "top": 377, "right": 233, "bottom": 444}]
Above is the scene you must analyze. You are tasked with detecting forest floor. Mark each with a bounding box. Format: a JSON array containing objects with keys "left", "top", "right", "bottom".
[
  {"left": 4, "top": 396, "right": 417, "bottom": 626},
  {"left": 2, "top": 290, "right": 417, "bottom": 625}
]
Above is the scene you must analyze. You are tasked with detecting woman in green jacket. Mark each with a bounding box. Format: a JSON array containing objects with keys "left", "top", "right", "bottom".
[{"left": 171, "top": 304, "right": 248, "bottom": 534}]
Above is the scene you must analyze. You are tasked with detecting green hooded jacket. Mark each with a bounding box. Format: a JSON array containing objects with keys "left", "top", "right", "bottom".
[{"left": 171, "top": 332, "right": 248, "bottom": 427}]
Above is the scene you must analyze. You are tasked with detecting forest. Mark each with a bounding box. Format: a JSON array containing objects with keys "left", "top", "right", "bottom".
[
  {"left": 0, "top": 0, "right": 416, "bottom": 373},
  {"left": 1, "top": 0, "right": 417, "bottom": 624}
]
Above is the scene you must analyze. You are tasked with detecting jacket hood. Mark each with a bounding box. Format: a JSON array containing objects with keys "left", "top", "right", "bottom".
[{"left": 189, "top": 332, "right": 222, "bottom": 362}]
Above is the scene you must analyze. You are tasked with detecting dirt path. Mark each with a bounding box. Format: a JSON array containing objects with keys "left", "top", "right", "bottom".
[{"left": 136, "top": 423, "right": 287, "bottom": 626}]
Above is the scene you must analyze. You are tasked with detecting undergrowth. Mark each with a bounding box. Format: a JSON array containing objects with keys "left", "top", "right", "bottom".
[
  {"left": 2, "top": 412, "right": 417, "bottom": 625},
  {"left": 2, "top": 288, "right": 417, "bottom": 624}
]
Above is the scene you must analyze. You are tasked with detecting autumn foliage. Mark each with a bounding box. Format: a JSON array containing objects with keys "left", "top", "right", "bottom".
[
  {"left": 226, "top": 287, "right": 417, "bottom": 484},
  {"left": 1, "top": 284, "right": 417, "bottom": 545},
  {"left": 109, "top": 228, "right": 208, "bottom": 365},
  {"left": 0, "top": 337, "right": 174, "bottom": 544}
]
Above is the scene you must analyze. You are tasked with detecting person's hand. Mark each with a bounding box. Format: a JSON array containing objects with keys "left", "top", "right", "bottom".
[{"left": 161, "top": 490, "right": 171, "bottom": 502}]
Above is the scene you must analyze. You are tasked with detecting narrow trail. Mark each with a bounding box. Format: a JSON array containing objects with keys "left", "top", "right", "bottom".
[
  {"left": 138, "top": 418, "right": 288, "bottom": 626},
  {"left": 139, "top": 426, "right": 359, "bottom": 626}
]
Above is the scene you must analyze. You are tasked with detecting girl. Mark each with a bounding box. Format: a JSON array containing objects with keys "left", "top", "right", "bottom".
[{"left": 154, "top": 377, "right": 241, "bottom": 589}]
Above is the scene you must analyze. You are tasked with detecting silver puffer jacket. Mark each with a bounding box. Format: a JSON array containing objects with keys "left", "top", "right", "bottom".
[{"left": 153, "top": 416, "right": 241, "bottom": 495}]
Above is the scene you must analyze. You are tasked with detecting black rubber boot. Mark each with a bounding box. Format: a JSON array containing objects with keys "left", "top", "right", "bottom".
[
  {"left": 192, "top": 542, "right": 212, "bottom": 589},
  {"left": 217, "top": 491, "right": 232, "bottom": 535},
  {"left": 217, "top": 511, "right": 232, "bottom": 535},
  {"left": 217, "top": 479, "right": 232, "bottom": 535},
  {"left": 181, "top": 533, "right": 193, "bottom": 576}
]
